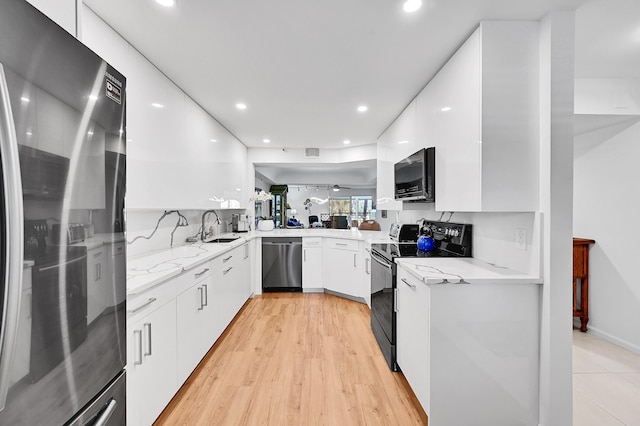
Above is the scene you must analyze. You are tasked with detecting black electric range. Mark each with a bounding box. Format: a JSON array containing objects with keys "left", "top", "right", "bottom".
[{"left": 370, "top": 221, "right": 472, "bottom": 371}]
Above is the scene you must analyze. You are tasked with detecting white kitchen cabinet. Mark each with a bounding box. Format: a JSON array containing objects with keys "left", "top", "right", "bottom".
[
  {"left": 66, "top": 121, "right": 106, "bottom": 209},
  {"left": 11, "top": 266, "right": 33, "bottom": 386},
  {"left": 36, "top": 88, "right": 65, "bottom": 156},
  {"left": 417, "top": 21, "right": 539, "bottom": 212},
  {"left": 219, "top": 245, "right": 249, "bottom": 331},
  {"left": 108, "top": 241, "right": 126, "bottom": 308},
  {"left": 376, "top": 100, "right": 419, "bottom": 211},
  {"left": 396, "top": 266, "right": 430, "bottom": 413},
  {"left": 302, "top": 237, "right": 323, "bottom": 290},
  {"left": 176, "top": 261, "right": 218, "bottom": 385},
  {"left": 395, "top": 263, "right": 541, "bottom": 425},
  {"left": 362, "top": 246, "right": 372, "bottom": 307},
  {"left": 240, "top": 242, "right": 252, "bottom": 300},
  {"left": 323, "top": 238, "right": 361, "bottom": 299},
  {"left": 86, "top": 245, "right": 108, "bottom": 324},
  {"left": 127, "top": 281, "right": 178, "bottom": 426},
  {"left": 4, "top": 69, "right": 38, "bottom": 149}
]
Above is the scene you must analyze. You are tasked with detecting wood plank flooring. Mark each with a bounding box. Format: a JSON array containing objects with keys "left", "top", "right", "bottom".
[{"left": 155, "top": 292, "right": 427, "bottom": 425}]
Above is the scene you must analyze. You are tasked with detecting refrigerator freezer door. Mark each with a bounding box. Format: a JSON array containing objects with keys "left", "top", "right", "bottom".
[
  {"left": 0, "top": 63, "right": 25, "bottom": 412},
  {"left": 0, "top": 0, "right": 127, "bottom": 424}
]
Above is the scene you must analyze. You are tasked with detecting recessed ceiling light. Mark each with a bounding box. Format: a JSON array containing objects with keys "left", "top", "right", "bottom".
[
  {"left": 155, "top": 0, "right": 175, "bottom": 7},
  {"left": 403, "top": 0, "right": 422, "bottom": 13},
  {"left": 236, "top": 103, "right": 247, "bottom": 110},
  {"left": 398, "top": 140, "right": 409, "bottom": 144},
  {"left": 210, "top": 139, "right": 217, "bottom": 142},
  {"left": 343, "top": 140, "right": 351, "bottom": 145},
  {"left": 441, "top": 106, "right": 452, "bottom": 112},
  {"left": 20, "top": 96, "right": 30, "bottom": 103},
  {"left": 26, "top": 131, "right": 33, "bottom": 136},
  {"left": 357, "top": 105, "right": 368, "bottom": 112},
  {"left": 263, "top": 139, "right": 271, "bottom": 144},
  {"left": 151, "top": 102, "right": 164, "bottom": 108},
  {"left": 89, "top": 95, "right": 99, "bottom": 101},
  {"left": 87, "top": 130, "right": 94, "bottom": 136}
]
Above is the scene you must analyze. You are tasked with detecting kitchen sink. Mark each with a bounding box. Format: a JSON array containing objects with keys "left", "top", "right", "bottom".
[{"left": 205, "top": 236, "right": 240, "bottom": 243}]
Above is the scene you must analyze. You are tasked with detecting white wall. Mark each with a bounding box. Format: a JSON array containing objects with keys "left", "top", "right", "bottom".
[{"left": 574, "top": 121, "right": 640, "bottom": 353}]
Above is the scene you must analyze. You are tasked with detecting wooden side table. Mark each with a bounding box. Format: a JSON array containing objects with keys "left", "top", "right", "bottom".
[{"left": 573, "top": 238, "right": 595, "bottom": 332}]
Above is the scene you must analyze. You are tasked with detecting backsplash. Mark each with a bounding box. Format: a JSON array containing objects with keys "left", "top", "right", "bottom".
[
  {"left": 125, "top": 209, "right": 251, "bottom": 258},
  {"left": 377, "top": 205, "right": 539, "bottom": 276}
]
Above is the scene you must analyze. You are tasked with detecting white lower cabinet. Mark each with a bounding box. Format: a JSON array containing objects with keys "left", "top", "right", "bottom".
[
  {"left": 176, "top": 260, "right": 219, "bottom": 385},
  {"left": 11, "top": 266, "right": 32, "bottom": 386},
  {"left": 127, "top": 282, "right": 178, "bottom": 426},
  {"left": 396, "top": 267, "right": 430, "bottom": 413},
  {"left": 323, "top": 238, "right": 361, "bottom": 298},
  {"left": 127, "top": 244, "right": 253, "bottom": 426},
  {"left": 396, "top": 263, "right": 541, "bottom": 425},
  {"left": 219, "top": 245, "right": 247, "bottom": 330},
  {"left": 302, "top": 237, "right": 323, "bottom": 290},
  {"left": 86, "top": 245, "right": 108, "bottom": 324}
]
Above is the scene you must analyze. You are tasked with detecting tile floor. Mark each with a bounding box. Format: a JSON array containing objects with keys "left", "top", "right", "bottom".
[{"left": 573, "top": 330, "right": 640, "bottom": 425}]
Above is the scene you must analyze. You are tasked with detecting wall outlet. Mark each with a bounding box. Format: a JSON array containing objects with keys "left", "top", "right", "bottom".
[{"left": 515, "top": 229, "right": 527, "bottom": 251}]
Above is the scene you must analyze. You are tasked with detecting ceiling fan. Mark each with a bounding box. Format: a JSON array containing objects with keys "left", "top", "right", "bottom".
[{"left": 331, "top": 184, "right": 351, "bottom": 192}]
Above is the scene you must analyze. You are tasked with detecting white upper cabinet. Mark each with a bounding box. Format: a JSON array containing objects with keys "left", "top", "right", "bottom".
[
  {"left": 427, "top": 22, "right": 539, "bottom": 212},
  {"left": 376, "top": 100, "right": 419, "bottom": 211},
  {"left": 81, "top": 8, "right": 248, "bottom": 210},
  {"left": 381, "top": 21, "right": 539, "bottom": 212}
]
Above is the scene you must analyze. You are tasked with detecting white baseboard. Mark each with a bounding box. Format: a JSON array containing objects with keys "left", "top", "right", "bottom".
[{"left": 585, "top": 325, "right": 640, "bottom": 355}]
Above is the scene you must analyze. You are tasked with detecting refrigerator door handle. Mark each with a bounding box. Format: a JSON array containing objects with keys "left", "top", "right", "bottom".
[{"left": 0, "top": 63, "right": 25, "bottom": 412}]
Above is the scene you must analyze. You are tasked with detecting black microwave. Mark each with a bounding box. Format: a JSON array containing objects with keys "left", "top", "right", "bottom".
[{"left": 394, "top": 147, "right": 435, "bottom": 202}]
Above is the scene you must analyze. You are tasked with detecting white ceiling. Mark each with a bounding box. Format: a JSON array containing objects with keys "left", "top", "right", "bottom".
[{"left": 83, "top": 0, "right": 640, "bottom": 186}]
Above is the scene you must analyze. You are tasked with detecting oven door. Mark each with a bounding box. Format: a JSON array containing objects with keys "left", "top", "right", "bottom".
[{"left": 370, "top": 250, "right": 396, "bottom": 344}]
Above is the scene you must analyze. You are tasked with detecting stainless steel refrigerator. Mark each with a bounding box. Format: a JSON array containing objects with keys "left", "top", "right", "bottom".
[{"left": 0, "top": 0, "right": 127, "bottom": 424}]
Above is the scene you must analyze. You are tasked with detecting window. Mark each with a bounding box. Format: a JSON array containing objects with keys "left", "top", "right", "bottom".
[{"left": 329, "top": 195, "right": 375, "bottom": 227}]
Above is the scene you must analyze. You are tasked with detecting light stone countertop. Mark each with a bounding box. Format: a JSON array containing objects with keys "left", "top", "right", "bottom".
[
  {"left": 395, "top": 257, "right": 542, "bottom": 285},
  {"left": 73, "top": 233, "right": 126, "bottom": 250},
  {"left": 126, "top": 229, "right": 391, "bottom": 296}
]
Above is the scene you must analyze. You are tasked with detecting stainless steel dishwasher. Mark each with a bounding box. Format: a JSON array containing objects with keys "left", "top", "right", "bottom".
[{"left": 262, "top": 237, "right": 303, "bottom": 292}]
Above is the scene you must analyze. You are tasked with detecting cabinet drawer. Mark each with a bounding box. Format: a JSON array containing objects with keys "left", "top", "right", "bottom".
[
  {"left": 177, "top": 261, "right": 214, "bottom": 294},
  {"left": 128, "top": 278, "right": 178, "bottom": 322},
  {"left": 325, "top": 238, "right": 358, "bottom": 251},
  {"left": 303, "top": 237, "right": 323, "bottom": 248}
]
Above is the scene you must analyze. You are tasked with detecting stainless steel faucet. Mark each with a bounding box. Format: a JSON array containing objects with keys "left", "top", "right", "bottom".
[{"left": 201, "top": 210, "right": 220, "bottom": 241}]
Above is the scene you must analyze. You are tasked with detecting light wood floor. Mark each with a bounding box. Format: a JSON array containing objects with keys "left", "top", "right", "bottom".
[{"left": 155, "top": 292, "right": 427, "bottom": 425}]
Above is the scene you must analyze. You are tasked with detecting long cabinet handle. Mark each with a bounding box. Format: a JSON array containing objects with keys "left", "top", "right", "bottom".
[
  {"left": 198, "top": 287, "right": 204, "bottom": 310},
  {"left": 0, "top": 63, "right": 25, "bottom": 412},
  {"left": 303, "top": 249, "right": 306, "bottom": 262},
  {"left": 365, "top": 258, "right": 370, "bottom": 275},
  {"left": 353, "top": 253, "right": 357, "bottom": 268},
  {"left": 401, "top": 278, "right": 416, "bottom": 290},
  {"left": 133, "top": 330, "right": 143, "bottom": 365},
  {"left": 223, "top": 266, "right": 233, "bottom": 275},
  {"left": 223, "top": 255, "right": 233, "bottom": 263},
  {"left": 336, "top": 243, "right": 348, "bottom": 246},
  {"left": 195, "top": 267, "right": 209, "bottom": 278},
  {"left": 203, "top": 284, "right": 208, "bottom": 307},
  {"left": 144, "top": 323, "right": 152, "bottom": 356},
  {"left": 94, "top": 399, "right": 118, "bottom": 426},
  {"left": 128, "top": 297, "right": 157, "bottom": 314}
]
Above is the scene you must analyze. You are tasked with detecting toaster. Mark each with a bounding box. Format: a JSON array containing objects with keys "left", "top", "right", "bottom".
[{"left": 51, "top": 223, "right": 86, "bottom": 244}]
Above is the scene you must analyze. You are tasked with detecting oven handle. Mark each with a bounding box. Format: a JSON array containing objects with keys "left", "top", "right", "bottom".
[
  {"left": 0, "top": 63, "right": 25, "bottom": 412},
  {"left": 370, "top": 250, "right": 393, "bottom": 270},
  {"left": 38, "top": 255, "right": 88, "bottom": 273}
]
